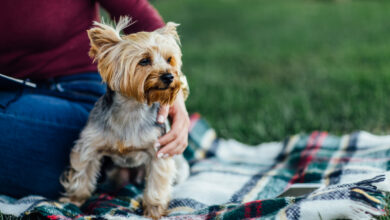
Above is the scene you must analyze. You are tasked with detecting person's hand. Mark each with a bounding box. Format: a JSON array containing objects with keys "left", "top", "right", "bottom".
[{"left": 155, "top": 90, "right": 189, "bottom": 158}]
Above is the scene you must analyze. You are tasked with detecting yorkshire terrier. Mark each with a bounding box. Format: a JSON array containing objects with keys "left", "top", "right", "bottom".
[{"left": 60, "top": 17, "right": 189, "bottom": 219}]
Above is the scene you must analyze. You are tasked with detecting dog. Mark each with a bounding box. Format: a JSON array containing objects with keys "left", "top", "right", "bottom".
[{"left": 60, "top": 17, "right": 189, "bottom": 219}]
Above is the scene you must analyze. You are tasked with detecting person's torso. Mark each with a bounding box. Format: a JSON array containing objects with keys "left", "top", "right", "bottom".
[{"left": 0, "top": 0, "right": 99, "bottom": 80}]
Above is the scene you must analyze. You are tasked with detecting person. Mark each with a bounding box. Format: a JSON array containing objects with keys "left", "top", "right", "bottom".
[{"left": 0, "top": 0, "right": 190, "bottom": 199}]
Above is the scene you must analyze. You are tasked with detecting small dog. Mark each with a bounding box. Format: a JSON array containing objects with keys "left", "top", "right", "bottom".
[{"left": 60, "top": 17, "right": 189, "bottom": 219}]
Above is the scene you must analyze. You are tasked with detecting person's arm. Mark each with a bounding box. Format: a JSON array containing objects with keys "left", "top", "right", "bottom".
[{"left": 156, "top": 90, "right": 189, "bottom": 158}]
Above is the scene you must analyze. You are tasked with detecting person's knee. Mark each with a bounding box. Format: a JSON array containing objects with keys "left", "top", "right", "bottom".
[{"left": 0, "top": 92, "right": 94, "bottom": 198}]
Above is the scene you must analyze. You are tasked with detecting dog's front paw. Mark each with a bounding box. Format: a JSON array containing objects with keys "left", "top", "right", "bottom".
[
  {"left": 59, "top": 196, "right": 85, "bottom": 207},
  {"left": 144, "top": 203, "right": 166, "bottom": 220}
]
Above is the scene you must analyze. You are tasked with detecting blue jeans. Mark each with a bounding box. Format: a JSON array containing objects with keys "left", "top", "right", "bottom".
[{"left": 0, "top": 73, "right": 105, "bottom": 199}]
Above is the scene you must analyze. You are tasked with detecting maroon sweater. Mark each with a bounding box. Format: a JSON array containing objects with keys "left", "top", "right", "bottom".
[{"left": 0, "top": 0, "right": 164, "bottom": 80}]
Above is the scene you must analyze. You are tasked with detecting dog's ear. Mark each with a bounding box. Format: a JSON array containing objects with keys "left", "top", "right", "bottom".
[
  {"left": 87, "top": 17, "right": 132, "bottom": 59},
  {"left": 87, "top": 25, "right": 120, "bottom": 59},
  {"left": 156, "top": 22, "right": 180, "bottom": 44}
]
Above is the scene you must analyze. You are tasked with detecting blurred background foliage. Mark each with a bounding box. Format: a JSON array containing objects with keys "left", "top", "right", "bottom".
[{"left": 109, "top": 0, "right": 390, "bottom": 144}]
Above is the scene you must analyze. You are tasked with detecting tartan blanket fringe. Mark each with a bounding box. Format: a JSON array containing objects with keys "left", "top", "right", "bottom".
[{"left": 0, "top": 116, "right": 390, "bottom": 220}]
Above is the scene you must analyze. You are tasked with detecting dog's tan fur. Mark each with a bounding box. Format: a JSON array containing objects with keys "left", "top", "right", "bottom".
[{"left": 59, "top": 17, "right": 189, "bottom": 219}]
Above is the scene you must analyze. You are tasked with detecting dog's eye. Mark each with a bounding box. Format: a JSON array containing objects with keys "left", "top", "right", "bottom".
[
  {"left": 167, "top": 57, "right": 172, "bottom": 64},
  {"left": 139, "top": 57, "right": 151, "bottom": 66}
]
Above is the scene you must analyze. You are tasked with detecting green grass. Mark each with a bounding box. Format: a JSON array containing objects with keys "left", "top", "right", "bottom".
[{"left": 153, "top": 0, "right": 390, "bottom": 144}]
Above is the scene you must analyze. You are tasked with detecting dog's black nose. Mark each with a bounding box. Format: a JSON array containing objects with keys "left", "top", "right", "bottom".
[{"left": 160, "top": 73, "right": 174, "bottom": 85}]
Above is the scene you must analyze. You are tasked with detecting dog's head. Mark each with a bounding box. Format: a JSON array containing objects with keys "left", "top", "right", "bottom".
[{"left": 87, "top": 17, "right": 182, "bottom": 105}]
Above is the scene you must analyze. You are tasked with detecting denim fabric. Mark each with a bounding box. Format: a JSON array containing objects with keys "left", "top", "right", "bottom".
[{"left": 0, "top": 73, "right": 105, "bottom": 199}]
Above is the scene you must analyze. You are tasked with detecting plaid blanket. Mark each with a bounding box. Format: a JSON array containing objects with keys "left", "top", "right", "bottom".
[{"left": 1, "top": 114, "right": 389, "bottom": 220}]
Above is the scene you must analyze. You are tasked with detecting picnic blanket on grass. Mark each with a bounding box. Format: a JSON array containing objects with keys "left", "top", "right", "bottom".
[{"left": 1, "top": 114, "right": 389, "bottom": 220}]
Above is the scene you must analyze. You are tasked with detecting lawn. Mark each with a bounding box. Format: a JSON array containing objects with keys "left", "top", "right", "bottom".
[{"left": 152, "top": 0, "right": 390, "bottom": 145}]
